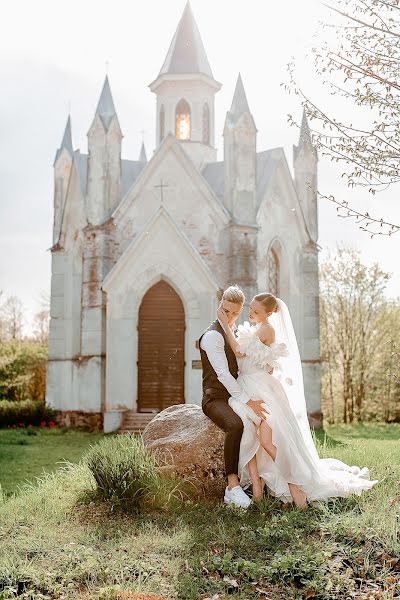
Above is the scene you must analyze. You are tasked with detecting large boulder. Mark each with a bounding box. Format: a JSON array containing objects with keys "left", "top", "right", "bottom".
[{"left": 142, "top": 404, "right": 226, "bottom": 498}]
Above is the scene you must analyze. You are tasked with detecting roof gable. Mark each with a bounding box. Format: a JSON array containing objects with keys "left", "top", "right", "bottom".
[{"left": 102, "top": 204, "right": 220, "bottom": 293}]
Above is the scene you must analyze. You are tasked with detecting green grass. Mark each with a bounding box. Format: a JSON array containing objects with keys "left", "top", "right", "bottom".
[
  {"left": 0, "top": 427, "right": 107, "bottom": 497},
  {"left": 0, "top": 424, "right": 399, "bottom": 599}
]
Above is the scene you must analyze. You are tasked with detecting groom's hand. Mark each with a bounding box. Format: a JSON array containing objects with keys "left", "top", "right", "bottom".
[{"left": 247, "top": 399, "right": 269, "bottom": 421}]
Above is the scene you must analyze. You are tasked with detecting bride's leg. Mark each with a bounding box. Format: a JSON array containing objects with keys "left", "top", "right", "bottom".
[
  {"left": 288, "top": 483, "right": 307, "bottom": 508},
  {"left": 259, "top": 420, "right": 277, "bottom": 461},
  {"left": 247, "top": 455, "right": 263, "bottom": 500},
  {"left": 258, "top": 422, "right": 307, "bottom": 507}
]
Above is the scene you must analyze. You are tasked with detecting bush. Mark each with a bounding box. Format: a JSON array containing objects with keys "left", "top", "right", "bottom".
[
  {"left": 0, "top": 341, "right": 47, "bottom": 402},
  {"left": 0, "top": 399, "right": 57, "bottom": 428},
  {"left": 84, "top": 434, "right": 181, "bottom": 512}
]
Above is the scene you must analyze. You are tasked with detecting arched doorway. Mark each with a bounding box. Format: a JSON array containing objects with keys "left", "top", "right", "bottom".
[{"left": 137, "top": 280, "right": 185, "bottom": 412}]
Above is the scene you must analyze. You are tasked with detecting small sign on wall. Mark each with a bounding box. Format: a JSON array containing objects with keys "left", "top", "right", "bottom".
[{"left": 192, "top": 360, "right": 202, "bottom": 370}]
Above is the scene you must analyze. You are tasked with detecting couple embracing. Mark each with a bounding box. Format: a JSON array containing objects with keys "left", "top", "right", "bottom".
[{"left": 199, "top": 285, "right": 378, "bottom": 509}]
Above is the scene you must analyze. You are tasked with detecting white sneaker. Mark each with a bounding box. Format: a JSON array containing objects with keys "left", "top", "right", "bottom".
[{"left": 224, "top": 485, "right": 252, "bottom": 508}]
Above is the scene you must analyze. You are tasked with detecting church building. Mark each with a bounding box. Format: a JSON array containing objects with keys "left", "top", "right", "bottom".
[{"left": 46, "top": 2, "right": 321, "bottom": 432}]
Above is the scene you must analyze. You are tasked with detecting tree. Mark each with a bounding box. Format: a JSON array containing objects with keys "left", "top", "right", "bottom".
[
  {"left": 286, "top": 0, "right": 400, "bottom": 236},
  {"left": 320, "top": 246, "right": 394, "bottom": 423},
  {"left": 32, "top": 309, "right": 49, "bottom": 345},
  {"left": 0, "top": 295, "right": 24, "bottom": 341}
]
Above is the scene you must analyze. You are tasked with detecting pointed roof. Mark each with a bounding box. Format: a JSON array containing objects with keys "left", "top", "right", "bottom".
[
  {"left": 159, "top": 2, "right": 213, "bottom": 78},
  {"left": 293, "top": 108, "right": 317, "bottom": 160},
  {"left": 54, "top": 115, "right": 74, "bottom": 165},
  {"left": 95, "top": 76, "right": 118, "bottom": 130},
  {"left": 61, "top": 115, "right": 73, "bottom": 153},
  {"left": 299, "top": 108, "right": 312, "bottom": 145},
  {"left": 230, "top": 73, "right": 250, "bottom": 117},
  {"left": 225, "top": 73, "right": 256, "bottom": 129},
  {"left": 139, "top": 141, "right": 147, "bottom": 163}
]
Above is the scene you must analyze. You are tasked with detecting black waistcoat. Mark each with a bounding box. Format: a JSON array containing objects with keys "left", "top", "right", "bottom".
[{"left": 198, "top": 320, "right": 238, "bottom": 400}]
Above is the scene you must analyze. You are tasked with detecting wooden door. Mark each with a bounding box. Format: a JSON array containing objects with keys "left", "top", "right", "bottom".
[{"left": 137, "top": 280, "right": 185, "bottom": 411}]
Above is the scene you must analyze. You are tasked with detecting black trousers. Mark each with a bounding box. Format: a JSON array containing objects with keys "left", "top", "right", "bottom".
[{"left": 202, "top": 393, "right": 244, "bottom": 476}]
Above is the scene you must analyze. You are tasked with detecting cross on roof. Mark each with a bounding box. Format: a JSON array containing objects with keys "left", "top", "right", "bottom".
[{"left": 154, "top": 179, "right": 169, "bottom": 205}]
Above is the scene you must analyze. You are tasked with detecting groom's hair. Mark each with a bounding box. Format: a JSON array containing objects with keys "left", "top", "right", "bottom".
[{"left": 222, "top": 285, "right": 245, "bottom": 305}]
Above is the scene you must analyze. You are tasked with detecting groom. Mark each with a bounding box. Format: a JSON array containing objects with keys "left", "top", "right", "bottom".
[{"left": 198, "top": 285, "right": 267, "bottom": 507}]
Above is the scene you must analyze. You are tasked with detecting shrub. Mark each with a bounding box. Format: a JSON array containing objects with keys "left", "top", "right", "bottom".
[
  {"left": 0, "top": 341, "right": 47, "bottom": 402},
  {"left": 84, "top": 434, "right": 181, "bottom": 512},
  {"left": 0, "top": 399, "right": 57, "bottom": 428}
]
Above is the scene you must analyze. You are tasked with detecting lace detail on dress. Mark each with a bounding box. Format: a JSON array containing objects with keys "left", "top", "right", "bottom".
[{"left": 236, "top": 321, "right": 289, "bottom": 371}]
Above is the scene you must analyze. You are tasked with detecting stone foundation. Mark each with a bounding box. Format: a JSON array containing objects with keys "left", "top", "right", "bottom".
[{"left": 54, "top": 410, "right": 103, "bottom": 432}]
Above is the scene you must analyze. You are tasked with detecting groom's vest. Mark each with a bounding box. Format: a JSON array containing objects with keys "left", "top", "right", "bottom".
[{"left": 198, "top": 320, "right": 239, "bottom": 401}]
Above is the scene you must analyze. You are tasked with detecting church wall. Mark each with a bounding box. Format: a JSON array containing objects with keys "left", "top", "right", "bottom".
[
  {"left": 46, "top": 243, "right": 86, "bottom": 411},
  {"left": 103, "top": 212, "right": 221, "bottom": 428}
]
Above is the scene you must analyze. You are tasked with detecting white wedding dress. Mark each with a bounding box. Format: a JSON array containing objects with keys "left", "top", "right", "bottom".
[{"left": 228, "top": 299, "right": 378, "bottom": 503}]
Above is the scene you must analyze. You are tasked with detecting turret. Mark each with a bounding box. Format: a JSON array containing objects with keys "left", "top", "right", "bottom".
[
  {"left": 138, "top": 141, "right": 147, "bottom": 163},
  {"left": 86, "top": 76, "right": 122, "bottom": 224},
  {"left": 293, "top": 109, "right": 318, "bottom": 241},
  {"left": 149, "top": 1, "right": 221, "bottom": 170},
  {"left": 53, "top": 115, "right": 74, "bottom": 244},
  {"left": 223, "top": 74, "right": 257, "bottom": 224}
]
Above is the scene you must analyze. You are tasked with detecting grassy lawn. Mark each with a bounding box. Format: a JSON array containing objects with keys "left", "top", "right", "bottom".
[
  {"left": 0, "top": 427, "right": 107, "bottom": 497},
  {"left": 0, "top": 424, "right": 399, "bottom": 599}
]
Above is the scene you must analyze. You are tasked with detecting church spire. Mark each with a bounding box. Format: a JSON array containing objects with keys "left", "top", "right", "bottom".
[
  {"left": 138, "top": 141, "right": 147, "bottom": 163},
  {"left": 230, "top": 73, "right": 251, "bottom": 120},
  {"left": 294, "top": 108, "right": 317, "bottom": 159},
  {"left": 61, "top": 115, "right": 73, "bottom": 154},
  {"left": 293, "top": 108, "right": 318, "bottom": 241},
  {"left": 158, "top": 1, "right": 213, "bottom": 78},
  {"left": 226, "top": 73, "right": 256, "bottom": 129},
  {"left": 95, "top": 76, "right": 118, "bottom": 131},
  {"left": 54, "top": 115, "right": 73, "bottom": 165},
  {"left": 223, "top": 73, "right": 257, "bottom": 222}
]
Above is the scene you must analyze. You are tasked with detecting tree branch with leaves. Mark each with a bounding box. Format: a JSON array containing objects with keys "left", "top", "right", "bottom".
[{"left": 284, "top": 0, "right": 400, "bottom": 236}]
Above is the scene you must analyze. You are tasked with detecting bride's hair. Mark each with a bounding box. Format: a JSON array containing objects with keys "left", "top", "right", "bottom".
[
  {"left": 222, "top": 284, "right": 245, "bottom": 305},
  {"left": 253, "top": 292, "right": 279, "bottom": 313}
]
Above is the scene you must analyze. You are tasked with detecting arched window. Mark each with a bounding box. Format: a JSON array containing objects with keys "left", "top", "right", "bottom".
[
  {"left": 159, "top": 105, "right": 165, "bottom": 144},
  {"left": 175, "top": 99, "right": 191, "bottom": 141},
  {"left": 267, "top": 248, "right": 280, "bottom": 296},
  {"left": 202, "top": 103, "right": 210, "bottom": 144}
]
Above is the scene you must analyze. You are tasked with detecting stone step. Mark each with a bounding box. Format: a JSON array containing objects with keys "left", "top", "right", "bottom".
[{"left": 119, "top": 412, "right": 156, "bottom": 434}]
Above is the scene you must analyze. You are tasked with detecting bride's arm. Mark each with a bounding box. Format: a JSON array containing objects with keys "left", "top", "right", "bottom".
[{"left": 216, "top": 304, "right": 245, "bottom": 357}]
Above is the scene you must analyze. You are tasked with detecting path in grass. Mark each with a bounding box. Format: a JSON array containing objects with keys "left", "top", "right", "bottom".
[{"left": 0, "top": 427, "right": 107, "bottom": 497}]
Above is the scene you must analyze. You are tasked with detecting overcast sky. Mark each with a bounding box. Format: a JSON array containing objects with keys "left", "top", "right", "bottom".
[{"left": 0, "top": 0, "right": 399, "bottom": 332}]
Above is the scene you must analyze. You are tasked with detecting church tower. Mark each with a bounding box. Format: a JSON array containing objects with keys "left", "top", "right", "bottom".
[
  {"left": 223, "top": 73, "right": 257, "bottom": 224},
  {"left": 223, "top": 74, "right": 258, "bottom": 302},
  {"left": 53, "top": 116, "right": 74, "bottom": 245},
  {"left": 86, "top": 76, "right": 122, "bottom": 225},
  {"left": 293, "top": 109, "right": 318, "bottom": 241},
  {"left": 149, "top": 1, "right": 221, "bottom": 170}
]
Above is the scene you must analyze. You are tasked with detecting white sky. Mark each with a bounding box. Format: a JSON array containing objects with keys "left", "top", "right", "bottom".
[{"left": 0, "top": 0, "right": 399, "bottom": 333}]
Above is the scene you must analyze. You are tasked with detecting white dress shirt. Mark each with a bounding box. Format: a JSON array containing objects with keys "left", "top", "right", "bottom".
[{"left": 200, "top": 319, "right": 250, "bottom": 405}]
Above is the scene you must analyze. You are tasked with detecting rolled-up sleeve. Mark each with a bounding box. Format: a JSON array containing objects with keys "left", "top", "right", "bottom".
[{"left": 200, "top": 330, "right": 250, "bottom": 404}]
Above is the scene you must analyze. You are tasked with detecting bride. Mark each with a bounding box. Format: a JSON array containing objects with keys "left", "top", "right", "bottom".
[{"left": 217, "top": 292, "right": 378, "bottom": 507}]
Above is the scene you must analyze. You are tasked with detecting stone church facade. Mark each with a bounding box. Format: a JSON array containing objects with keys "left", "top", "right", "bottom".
[{"left": 46, "top": 2, "right": 321, "bottom": 432}]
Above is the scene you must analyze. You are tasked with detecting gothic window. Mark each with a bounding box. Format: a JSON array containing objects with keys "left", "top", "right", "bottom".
[
  {"left": 267, "top": 248, "right": 280, "bottom": 296},
  {"left": 202, "top": 103, "right": 210, "bottom": 144},
  {"left": 175, "top": 99, "right": 191, "bottom": 141},
  {"left": 159, "top": 105, "right": 165, "bottom": 143}
]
